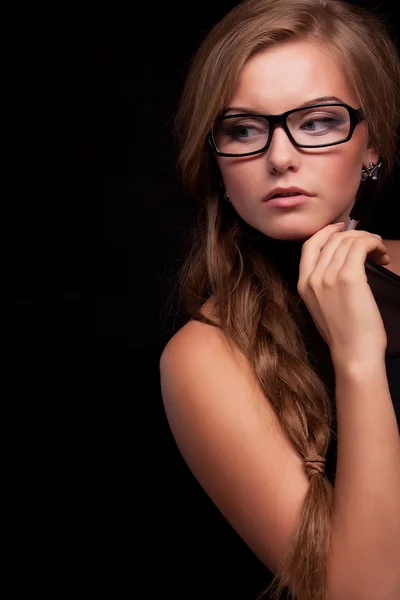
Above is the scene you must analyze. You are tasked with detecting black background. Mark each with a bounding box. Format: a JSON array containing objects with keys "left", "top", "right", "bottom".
[{"left": 2, "top": 1, "right": 399, "bottom": 597}]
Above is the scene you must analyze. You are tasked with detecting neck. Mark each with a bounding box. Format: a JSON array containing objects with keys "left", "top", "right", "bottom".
[
  {"left": 239, "top": 218, "right": 304, "bottom": 283},
  {"left": 258, "top": 234, "right": 304, "bottom": 290}
]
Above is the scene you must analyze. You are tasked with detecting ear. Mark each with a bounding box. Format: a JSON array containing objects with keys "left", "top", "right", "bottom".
[{"left": 364, "top": 146, "right": 380, "bottom": 166}]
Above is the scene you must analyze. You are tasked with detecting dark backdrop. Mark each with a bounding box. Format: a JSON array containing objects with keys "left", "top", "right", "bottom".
[{"left": 2, "top": 1, "right": 399, "bottom": 597}]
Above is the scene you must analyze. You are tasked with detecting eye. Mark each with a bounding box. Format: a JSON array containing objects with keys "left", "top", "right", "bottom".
[
  {"left": 222, "top": 118, "right": 268, "bottom": 141},
  {"left": 301, "top": 116, "right": 340, "bottom": 132}
]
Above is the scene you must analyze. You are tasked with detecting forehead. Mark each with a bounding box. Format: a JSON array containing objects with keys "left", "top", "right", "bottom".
[{"left": 230, "top": 39, "right": 357, "bottom": 113}]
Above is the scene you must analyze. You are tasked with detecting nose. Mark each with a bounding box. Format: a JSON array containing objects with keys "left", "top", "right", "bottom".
[{"left": 266, "top": 124, "right": 299, "bottom": 173}]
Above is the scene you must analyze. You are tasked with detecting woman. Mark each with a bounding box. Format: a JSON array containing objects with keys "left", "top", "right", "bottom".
[{"left": 160, "top": 1, "right": 400, "bottom": 599}]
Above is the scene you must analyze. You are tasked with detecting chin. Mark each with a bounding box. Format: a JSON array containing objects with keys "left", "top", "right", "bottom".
[
  {"left": 260, "top": 225, "right": 315, "bottom": 243},
  {"left": 259, "top": 214, "right": 339, "bottom": 242}
]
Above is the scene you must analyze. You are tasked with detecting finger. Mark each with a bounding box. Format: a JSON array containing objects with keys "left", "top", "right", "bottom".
[
  {"left": 312, "top": 231, "right": 388, "bottom": 276},
  {"left": 326, "top": 236, "right": 391, "bottom": 275},
  {"left": 353, "top": 234, "right": 390, "bottom": 264},
  {"left": 339, "top": 236, "right": 389, "bottom": 278},
  {"left": 299, "top": 222, "right": 345, "bottom": 285},
  {"left": 380, "top": 254, "right": 392, "bottom": 265},
  {"left": 318, "top": 237, "right": 356, "bottom": 282},
  {"left": 365, "top": 242, "right": 391, "bottom": 265}
]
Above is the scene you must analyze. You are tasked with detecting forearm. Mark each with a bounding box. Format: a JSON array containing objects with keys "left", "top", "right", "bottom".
[{"left": 327, "top": 359, "right": 400, "bottom": 600}]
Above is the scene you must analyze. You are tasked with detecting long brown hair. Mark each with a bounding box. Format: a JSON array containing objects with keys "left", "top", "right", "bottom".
[{"left": 173, "top": 1, "right": 400, "bottom": 598}]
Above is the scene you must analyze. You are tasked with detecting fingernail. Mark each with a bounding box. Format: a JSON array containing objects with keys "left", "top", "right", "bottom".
[{"left": 372, "top": 234, "right": 382, "bottom": 239}]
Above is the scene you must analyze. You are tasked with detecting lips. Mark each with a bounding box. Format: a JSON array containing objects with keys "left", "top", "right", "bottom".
[
  {"left": 265, "top": 187, "right": 312, "bottom": 202},
  {"left": 263, "top": 194, "right": 311, "bottom": 208}
]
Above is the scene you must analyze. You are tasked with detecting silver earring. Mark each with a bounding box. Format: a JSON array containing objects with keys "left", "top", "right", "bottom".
[
  {"left": 361, "top": 162, "right": 375, "bottom": 181},
  {"left": 220, "top": 179, "right": 230, "bottom": 201}
]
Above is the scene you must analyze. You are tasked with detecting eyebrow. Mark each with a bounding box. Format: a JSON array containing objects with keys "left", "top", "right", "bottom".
[{"left": 225, "top": 96, "right": 344, "bottom": 114}]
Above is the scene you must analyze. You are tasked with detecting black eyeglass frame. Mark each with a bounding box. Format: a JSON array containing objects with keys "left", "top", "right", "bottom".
[{"left": 208, "top": 102, "right": 365, "bottom": 157}]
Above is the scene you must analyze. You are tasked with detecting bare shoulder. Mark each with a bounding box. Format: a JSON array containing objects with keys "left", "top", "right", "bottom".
[
  {"left": 159, "top": 297, "right": 333, "bottom": 575},
  {"left": 160, "top": 295, "right": 227, "bottom": 377},
  {"left": 160, "top": 296, "right": 226, "bottom": 369}
]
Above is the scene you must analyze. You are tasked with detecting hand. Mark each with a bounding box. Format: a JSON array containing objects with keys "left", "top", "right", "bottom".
[{"left": 297, "top": 223, "right": 390, "bottom": 367}]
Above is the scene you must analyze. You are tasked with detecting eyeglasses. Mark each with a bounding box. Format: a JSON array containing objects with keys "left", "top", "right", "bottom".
[{"left": 208, "top": 103, "right": 365, "bottom": 157}]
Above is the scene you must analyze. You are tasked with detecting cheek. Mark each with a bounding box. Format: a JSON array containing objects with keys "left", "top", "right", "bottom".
[
  {"left": 324, "top": 153, "right": 362, "bottom": 205},
  {"left": 219, "top": 159, "right": 265, "bottom": 197},
  {"left": 219, "top": 145, "right": 364, "bottom": 208}
]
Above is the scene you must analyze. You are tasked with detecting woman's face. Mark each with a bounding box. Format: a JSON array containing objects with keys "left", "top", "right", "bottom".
[{"left": 216, "top": 39, "right": 379, "bottom": 241}]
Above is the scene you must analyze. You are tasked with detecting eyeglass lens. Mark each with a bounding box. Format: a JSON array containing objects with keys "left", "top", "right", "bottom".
[{"left": 213, "top": 105, "right": 351, "bottom": 153}]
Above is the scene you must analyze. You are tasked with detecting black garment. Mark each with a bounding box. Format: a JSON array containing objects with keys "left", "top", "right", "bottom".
[
  {"left": 304, "top": 256, "right": 400, "bottom": 485},
  {"left": 246, "top": 224, "right": 400, "bottom": 484}
]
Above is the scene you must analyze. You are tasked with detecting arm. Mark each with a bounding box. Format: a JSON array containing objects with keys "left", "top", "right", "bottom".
[
  {"left": 295, "top": 225, "right": 400, "bottom": 599},
  {"left": 160, "top": 320, "right": 325, "bottom": 576},
  {"left": 327, "top": 358, "right": 400, "bottom": 600},
  {"left": 161, "top": 320, "right": 399, "bottom": 600}
]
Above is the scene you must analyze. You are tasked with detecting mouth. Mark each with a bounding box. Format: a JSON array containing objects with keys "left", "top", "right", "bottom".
[
  {"left": 264, "top": 193, "right": 313, "bottom": 209},
  {"left": 271, "top": 192, "right": 301, "bottom": 199},
  {"left": 265, "top": 187, "right": 312, "bottom": 202}
]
